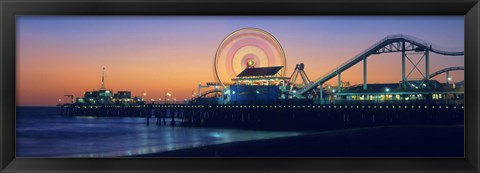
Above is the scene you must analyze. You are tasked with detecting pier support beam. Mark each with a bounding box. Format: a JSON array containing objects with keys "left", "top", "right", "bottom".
[
  {"left": 337, "top": 72, "right": 341, "bottom": 93},
  {"left": 401, "top": 41, "right": 406, "bottom": 88},
  {"left": 170, "top": 110, "right": 176, "bottom": 126},
  {"left": 146, "top": 115, "right": 150, "bottom": 126},
  {"left": 363, "top": 56, "right": 367, "bottom": 90}
]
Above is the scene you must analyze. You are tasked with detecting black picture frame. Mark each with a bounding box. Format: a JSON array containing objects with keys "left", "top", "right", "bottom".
[{"left": 1, "top": 0, "right": 479, "bottom": 172}]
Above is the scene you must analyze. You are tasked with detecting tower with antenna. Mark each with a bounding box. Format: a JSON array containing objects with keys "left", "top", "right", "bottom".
[{"left": 100, "top": 67, "right": 106, "bottom": 91}]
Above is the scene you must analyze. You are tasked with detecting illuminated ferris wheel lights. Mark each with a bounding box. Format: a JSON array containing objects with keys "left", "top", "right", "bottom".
[{"left": 214, "top": 28, "right": 286, "bottom": 85}]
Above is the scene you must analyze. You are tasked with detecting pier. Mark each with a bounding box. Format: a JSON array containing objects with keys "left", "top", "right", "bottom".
[{"left": 60, "top": 103, "right": 464, "bottom": 131}]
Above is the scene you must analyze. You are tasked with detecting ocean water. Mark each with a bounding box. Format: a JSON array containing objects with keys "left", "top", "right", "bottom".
[{"left": 16, "top": 107, "right": 303, "bottom": 157}]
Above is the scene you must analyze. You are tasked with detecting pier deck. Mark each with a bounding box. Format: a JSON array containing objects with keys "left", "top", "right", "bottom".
[{"left": 60, "top": 103, "right": 464, "bottom": 131}]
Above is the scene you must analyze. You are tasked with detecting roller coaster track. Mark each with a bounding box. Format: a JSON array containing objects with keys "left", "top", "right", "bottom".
[
  {"left": 429, "top": 66, "right": 464, "bottom": 79},
  {"left": 296, "top": 34, "right": 464, "bottom": 96},
  {"left": 190, "top": 89, "right": 221, "bottom": 102}
]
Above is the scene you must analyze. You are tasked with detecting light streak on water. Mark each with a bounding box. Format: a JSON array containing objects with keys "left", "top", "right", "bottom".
[{"left": 16, "top": 107, "right": 303, "bottom": 157}]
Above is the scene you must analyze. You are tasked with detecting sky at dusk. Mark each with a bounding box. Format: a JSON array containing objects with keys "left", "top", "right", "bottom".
[{"left": 16, "top": 16, "right": 464, "bottom": 106}]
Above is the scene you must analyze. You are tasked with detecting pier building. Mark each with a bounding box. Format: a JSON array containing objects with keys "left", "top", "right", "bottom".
[{"left": 72, "top": 67, "right": 142, "bottom": 106}]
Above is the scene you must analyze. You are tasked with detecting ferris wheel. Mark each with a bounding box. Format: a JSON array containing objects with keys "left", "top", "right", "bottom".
[{"left": 214, "top": 28, "right": 287, "bottom": 86}]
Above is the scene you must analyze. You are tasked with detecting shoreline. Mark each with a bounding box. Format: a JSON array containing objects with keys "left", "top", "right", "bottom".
[{"left": 132, "top": 124, "right": 464, "bottom": 157}]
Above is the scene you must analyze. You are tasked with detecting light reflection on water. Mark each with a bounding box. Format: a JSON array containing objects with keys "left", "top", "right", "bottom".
[{"left": 16, "top": 107, "right": 303, "bottom": 157}]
